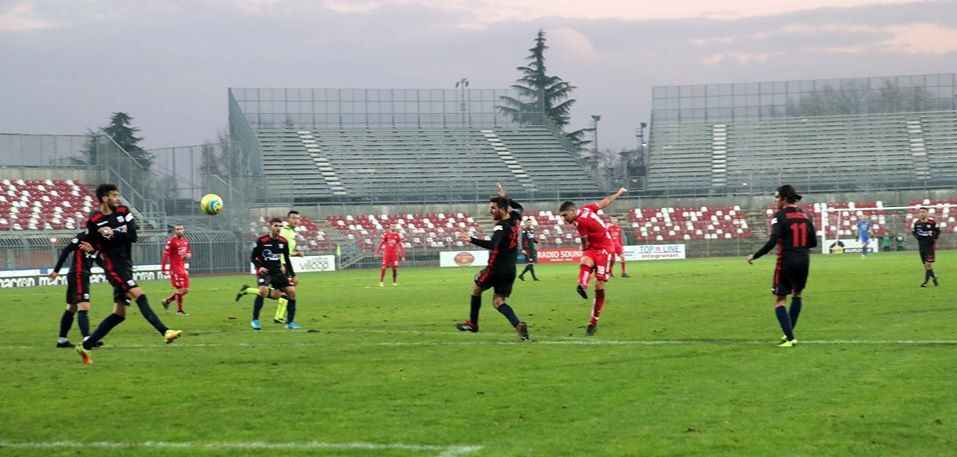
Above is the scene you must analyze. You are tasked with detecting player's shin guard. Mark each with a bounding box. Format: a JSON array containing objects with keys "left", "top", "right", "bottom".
[
  {"left": 496, "top": 303, "right": 521, "bottom": 327},
  {"left": 578, "top": 264, "right": 592, "bottom": 288},
  {"left": 789, "top": 297, "right": 803, "bottom": 329},
  {"left": 253, "top": 295, "right": 264, "bottom": 320},
  {"left": 470, "top": 295, "right": 481, "bottom": 327},
  {"left": 77, "top": 310, "right": 90, "bottom": 337},
  {"left": 84, "top": 313, "right": 125, "bottom": 349},
  {"left": 58, "top": 310, "right": 74, "bottom": 339},
  {"left": 136, "top": 295, "right": 169, "bottom": 335},
  {"left": 286, "top": 299, "right": 297, "bottom": 324},
  {"left": 590, "top": 289, "right": 606, "bottom": 326},
  {"left": 775, "top": 305, "right": 795, "bottom": 341}
]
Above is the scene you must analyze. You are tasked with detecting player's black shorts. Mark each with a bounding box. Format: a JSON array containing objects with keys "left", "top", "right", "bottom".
[
  {"left": 66, "top": 272, "right": 91, "bottom": 305},
  {"left": 525, "top": 249, "right": 537, "bottom": 264},
  {"left": 257, "top": 270, "right": 291, "bottom": 290},
  {"left": 919, "top": 243, "right": 936, "bottom": 263},
  {"left": 474, "top": 266, "right": 515, "bottom": 297},
  {"left": 772, "top": 253, "right": 809, "bottom": 296},
  {"left": 100, "top": 256, "right": 138, "bottom": 303}
]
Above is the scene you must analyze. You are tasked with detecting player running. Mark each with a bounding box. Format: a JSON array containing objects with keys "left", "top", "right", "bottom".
[
  {"left": 456, "top": 184, "right": 529, "bottom": 341},
  {"left": 250, "top": 218, "right": 300, "bottom": 330},
  {"left": 747, "top": 185, "right": 817, "bottom": 348},
  {"left": 75, "top": 184, "right": 182, "bottom": 365},
  {"left": 377, "top": 225, "right": 405, "bottom": 287},
  {"left": 48, "top": 232, "right": 99, "bottom": 348},
  {"left": 273, "top": 210, "right": 303, "bottom": 324},
  {"left": 518, "top": 218, "right": 539, "bottom": 281},
  {"left": 856, "top": 217, "right": 872, "bottom": 257},
  {"left": 558, "top": 187, "right": 627, "bottom": 336},
  {"left": 161, "top": 224, "right": 192, "bottom": 316},
  {"left": 913, "top": 206, "right": 940, "bottom": 287},
  {"left": 607, "top": 216, "right": 630, "bottom": 278}
]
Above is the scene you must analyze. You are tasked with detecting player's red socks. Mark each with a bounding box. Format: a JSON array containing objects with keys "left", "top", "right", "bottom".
[
  {"left": 578, "top": 264, "right": 592, "bottom": 288},
  {"left": 175, "top": 293, "right": 184, "bottom": 312},
  {"left": 589, "top": 289, "right": 606, "bottom": 326}
]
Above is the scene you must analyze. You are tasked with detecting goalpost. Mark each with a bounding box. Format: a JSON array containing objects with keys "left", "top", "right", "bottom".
[{"left": 820, "top": 205, "right": 920, "bottom": 254}]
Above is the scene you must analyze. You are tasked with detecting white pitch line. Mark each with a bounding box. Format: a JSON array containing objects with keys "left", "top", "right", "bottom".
[
  {"left": 0, "top": 440, "right": 482, "bottom": 457},
  {"left": 4, "top": 339, "right": 957, "bottom": 351}
]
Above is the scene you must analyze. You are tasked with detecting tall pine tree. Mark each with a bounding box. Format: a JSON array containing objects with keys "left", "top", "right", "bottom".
[
  {"left": 103, "top": 112, "right": 153, "bottom": 169},
  {"left": 499, "top": 30, "right": 589, "bottom": 150}
]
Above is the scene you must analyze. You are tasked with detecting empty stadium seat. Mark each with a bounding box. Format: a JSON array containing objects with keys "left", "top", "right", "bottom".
[
  {"left": 326, "top": 212, "right": 483, "bottom": 250},
  {"left": 0, "top": 179, "right": 95, "bottom": 232},
  {"left": 631, "top": 205, "right": 751, "bottom": 241}
]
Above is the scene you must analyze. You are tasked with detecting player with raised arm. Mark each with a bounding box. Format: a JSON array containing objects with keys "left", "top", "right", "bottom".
[
  {"left": 377, "top": 225, "right": 405, "bottom": 287},
  {"left": 913, "top": 207, "right": 941, "bottom": 287},
  {"left": 558, "top": 187, "right": 627, "bottom": 336},
  {"left": 747, "top": 185, "right": 817, "bottom": 348},
  {"left": 250, "top": 218, "right": 301, "bottom": 330},
  {"left": 455, "top": 184, "right": 529, "bottom": 341},
  {"left": 161, "top": 224, "right": 192, "bottom": 316},
  {"left": 48, "top": 232, "right": 99, "bottom": 348},
  {"left": 75, "top": 184, "right": 182, "bottom": 365}
]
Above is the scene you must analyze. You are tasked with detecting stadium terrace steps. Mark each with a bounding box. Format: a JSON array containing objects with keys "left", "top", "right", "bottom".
[
  {"left": 254, "top": 126, "right": 598, "bottom": 200},
  {"left": 648, "top": 111, "right": 957, "bottom": 191}
]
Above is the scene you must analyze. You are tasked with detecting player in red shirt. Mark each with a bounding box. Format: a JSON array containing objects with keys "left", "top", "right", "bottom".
[
  {"left": 607, "top": 216, "right": 630, "bottom": 278},
  {"left": 161, "top": 224, "right": 192, "bottom": 315},
  {"left": 559, "top": 187, "right": 627, "bottom": 336},
  {"left": 377, "top": 225, "right": 405, "bottom": 287}
]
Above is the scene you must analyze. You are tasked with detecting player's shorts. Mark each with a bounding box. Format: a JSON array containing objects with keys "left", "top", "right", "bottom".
[
  {"left": 100, "top": 255, "right": 138, "bottom": 303},
  {"left": 772, "top": 253, "right": 810, "bottom": 296},
  {"left": 474, "top": 266, "right": 516, "bottom": 297},
  {"left": 382, "top": 255, "right": 400, "bottom": 268},
  {"left": 525, "top": 249, "right": 537, "bottom": 264},
  {"left": 613, "top": 245, "right": 624, "bottom": 256},
  {"left": 583, "top": 249, "right": 611, "bottom": 282},
  {"left": 919, "top": 244, "right": 936, "bottom": 263},
  {"left": 257, "top": 270, "right": 291, "bottom": 290},
  {"left": 169, "top": 270, "right": 190, "bottom": 289},
  {"left": 66, "top": 272, "right": 91, "bottom": 305}
]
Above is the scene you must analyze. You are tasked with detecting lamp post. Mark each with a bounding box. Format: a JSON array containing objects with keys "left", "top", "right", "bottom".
[{"left": 455, "top": 78, "right": 469, "bottom": 127}]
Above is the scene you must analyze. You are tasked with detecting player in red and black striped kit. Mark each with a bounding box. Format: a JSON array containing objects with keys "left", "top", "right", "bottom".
[
  {"left": 75, "top": 184, "right": 182, "bottom": 365},
  {"left": 913, "top": 207, "right": 941, "bottom": 287},
  {"left": 747, "top": 185, "right": 817, "bottom": 348},
  {"left": 48, "top": 232, "right": 99, "bottom": 348},
  {"left": 456, "top": 184, "right": 529, "bottom": 341}
]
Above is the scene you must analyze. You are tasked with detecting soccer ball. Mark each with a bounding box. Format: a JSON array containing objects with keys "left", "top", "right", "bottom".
[{"left": 200, "top": 193, "right": 224, "bottom": 215}]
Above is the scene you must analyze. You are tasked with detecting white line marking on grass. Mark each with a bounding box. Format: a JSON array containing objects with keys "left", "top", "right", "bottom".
[
  {"left": 0, "top": 440, "right": 482, "bottom": 456},
  {"left": 4, "top": 339, "right": 957, "bottom": 352}
]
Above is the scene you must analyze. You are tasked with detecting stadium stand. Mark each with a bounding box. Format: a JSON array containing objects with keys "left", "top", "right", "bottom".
[
  {"left": 649, "top": 110, "right": 957, "bottom": 193},
  {"left": 631, "top": 206, "right": 751, "bottom": 241},
  {"left": 254, "top": 127, "right": 597, "bottom": 200},
  {"left": 326, "top": 212, "right": 483, "bottom": 250},
  {"left": 247, "top": 216, "right": 332, "bottom": 252},
  {"left": 0, "top": 179, "right": 94, "bottom": 231}
]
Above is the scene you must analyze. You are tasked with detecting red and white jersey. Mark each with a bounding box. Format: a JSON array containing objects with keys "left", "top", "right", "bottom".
[
  {"left": 573, "top": 203, "right": 613, "bottom": 251},
  {"left": 378, "top": 231, "right": 405, "bottom": 257},
  {"left": 607, "top": 224, "right": 623, "bottom": 248},
  {"left": 162, "top": 236, "right": 190, "bottom": 272}
]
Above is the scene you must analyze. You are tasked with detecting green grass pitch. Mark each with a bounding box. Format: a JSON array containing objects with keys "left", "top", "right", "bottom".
[{"left": 1, "top": 252, "right": 954, "bottom": 456}]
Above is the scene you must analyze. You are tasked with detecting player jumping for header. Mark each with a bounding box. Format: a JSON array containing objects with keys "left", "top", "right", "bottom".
[
  {"left": 559, "top": 187, "right": 627, "bottom": 336},
  {"left": 747, "top": 185, "right": 817, "bottom": 348},
  {"left": 456, "top": 183, "right": 529, "bottom": 341}
]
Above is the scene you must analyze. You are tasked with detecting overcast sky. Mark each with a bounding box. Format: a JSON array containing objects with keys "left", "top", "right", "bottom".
[{"left": 1, "top": 0, "right": 956, "bottom": 151}]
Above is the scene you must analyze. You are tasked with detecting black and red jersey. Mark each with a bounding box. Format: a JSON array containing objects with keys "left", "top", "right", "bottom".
[
  {"left": 913, "top": 218, "right": 940, "bottom": 246},
  {"left": 52, "top": 232, "right": 98, "bottom": 275},
  {"left": 86, "top": 205, "right": 137, "bottom": 265},
  {"left": 753, "top": 206, "right": 818, "bottom": 260},
  {"left": 470, "top": 200, "right": 524, "bottom": 271},
  {"left": 251, "top": 234, "right": 295, "bottom": 276}
]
